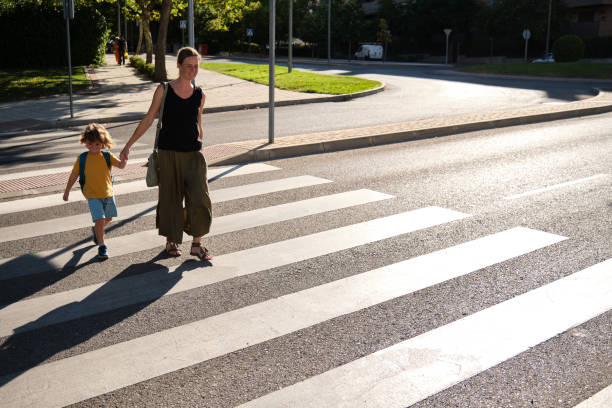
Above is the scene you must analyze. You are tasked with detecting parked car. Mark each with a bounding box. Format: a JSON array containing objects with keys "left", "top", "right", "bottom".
[
  {"left": 532, "top": 53, "right": 555, "bottom": 63},
  {"left": 354, "top": 44, "right": 383, "bottom": 60}
]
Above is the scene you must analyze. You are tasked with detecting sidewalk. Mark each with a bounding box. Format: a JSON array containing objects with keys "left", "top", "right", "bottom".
[{"left": 1, "top": 53, "right": 612, "bottom": 172}]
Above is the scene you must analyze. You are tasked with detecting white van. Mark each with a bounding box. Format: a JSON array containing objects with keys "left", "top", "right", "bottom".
[{"left": 354, "top": 44, "right": 383, "bottom": 60}]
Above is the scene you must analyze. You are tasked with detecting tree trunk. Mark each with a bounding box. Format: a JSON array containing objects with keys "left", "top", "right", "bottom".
[
  {"left": 136, "top": 16, "right": 143, "bottom": 55},
  {"left": 142, "top": 9, "right": 153, "bottom": 63},
  {"left": 154, "top": 0, "right": 172, "bottom": 82}
]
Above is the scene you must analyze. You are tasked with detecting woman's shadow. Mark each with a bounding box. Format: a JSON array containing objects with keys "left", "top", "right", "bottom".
[{"left": 0, "top": 254, "right": 209, "bottom": 386}]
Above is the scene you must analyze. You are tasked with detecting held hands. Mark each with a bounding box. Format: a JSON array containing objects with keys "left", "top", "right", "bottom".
[{"left": 119, "top": 146, "right": 130, "bottom": 162}]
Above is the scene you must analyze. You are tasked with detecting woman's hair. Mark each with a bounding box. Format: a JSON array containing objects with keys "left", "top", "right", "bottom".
[
  {"left": 80, "top": 123, "right": 114, "bottom": 149},
  {"left": 177, "top": 46, "right": 200, "bottom": 64}
]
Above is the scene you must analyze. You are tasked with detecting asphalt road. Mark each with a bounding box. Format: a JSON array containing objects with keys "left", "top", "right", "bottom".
[
  {"left": 0, "top": 113, "right": 610, "bottom": 407},
  {"left": 79, "top": 61, "right": 609, "bottom": 146}
]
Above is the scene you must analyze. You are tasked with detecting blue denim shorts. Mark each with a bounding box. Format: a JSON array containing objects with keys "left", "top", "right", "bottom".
[{"left": 88, "top": 196, "right": 118, "bottom": 222}]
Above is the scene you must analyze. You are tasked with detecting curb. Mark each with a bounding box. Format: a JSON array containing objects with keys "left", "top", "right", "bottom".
[
  {"left": 209, "top": 94, "right": 612, "bottom": 166},
  {"left": 3, "top": 84, "right": 385, "bottom": 133}
]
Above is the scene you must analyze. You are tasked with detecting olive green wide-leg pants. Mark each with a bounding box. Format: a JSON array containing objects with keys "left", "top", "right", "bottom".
[{"left": 156, "top": 149, "right": 212, "bottom": 244}]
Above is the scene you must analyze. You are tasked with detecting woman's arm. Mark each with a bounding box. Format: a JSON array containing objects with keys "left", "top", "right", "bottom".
[{"left": 120, "top": 84, "right": 165, "bottom": 161}]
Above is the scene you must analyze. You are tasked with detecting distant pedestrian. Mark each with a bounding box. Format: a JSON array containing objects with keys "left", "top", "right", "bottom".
[
  {"left": 118, "top": 36, "right": 127, "bottom": 65},
  {"left": 120, "top": 46, "right": 212, "bottom": 260},
  {"left": 113, "top": 36, "right": 120, "bottom": 64},
  {"left": 63, "top": 123, "right": 127, "bottom": 260}
]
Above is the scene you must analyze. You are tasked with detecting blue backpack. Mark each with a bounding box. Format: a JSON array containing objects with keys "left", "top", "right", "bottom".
[{"left": 78, "top": 151, "right": 112, "bottom": 192}]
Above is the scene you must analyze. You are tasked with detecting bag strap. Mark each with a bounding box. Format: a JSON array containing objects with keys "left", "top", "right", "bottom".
[
  {"left": 78, "top": 151, "right": 88, "bottom": 192},
  {"left": 153, "top": 82, "right": 168, "bottom": 151},
  {"left": 102, "top": 150, "right": 111, "bottom": 170}
]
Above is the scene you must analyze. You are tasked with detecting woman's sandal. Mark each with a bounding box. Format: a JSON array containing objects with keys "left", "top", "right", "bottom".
[
  {"left": 165, "top": 242, "right": 182, "bottom": 257},
  {"left": 190, "top": 242, "right": 212, "bottom": 261}
]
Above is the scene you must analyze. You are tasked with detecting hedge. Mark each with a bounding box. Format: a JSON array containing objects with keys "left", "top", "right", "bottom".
[
  {"left": 0, "top": 1, "right": 107, "bottom": 69},
  {"left": 129, "top": 55, "right": 155, "bottom": 80}
]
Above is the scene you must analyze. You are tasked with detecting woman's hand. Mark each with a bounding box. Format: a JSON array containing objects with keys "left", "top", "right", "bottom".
[{"left": 120, "top": 146, "right": 130, "bottom": 162}]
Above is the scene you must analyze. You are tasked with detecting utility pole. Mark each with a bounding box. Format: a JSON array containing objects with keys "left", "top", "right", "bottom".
[
  {"left": 545, "top": 0, "right": 553, "bottom": 57},
  {"left": 63, "top": 0, "right": 75, "bottom": 118},
  {"left": 124, "top": 0, "right": 127, "bottom": 43},
  {"left": 188, "top": 0, "right": 195, "bottom": 48},
  {"left": 269, "top": 0, "right": 275, "bottom": 143},
  {"left": 117, "top": 1, "right": 121, "bottom": 36},
  {"left": 327, "top": 0, "right": 331, "bottom": 63},
  {"left": 288, "top": 0, "right": 293, "bottom": 73}
]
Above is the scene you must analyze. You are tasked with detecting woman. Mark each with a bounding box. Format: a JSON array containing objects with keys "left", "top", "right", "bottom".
[
  {"left": 120, "top": 47, "right": 212, "bottom": 260},
  {"left": 113, "top": 37, "right": 120, "bottom": 65}
]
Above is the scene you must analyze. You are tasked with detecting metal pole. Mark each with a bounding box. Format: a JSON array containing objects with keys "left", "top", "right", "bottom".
[
  {"left": 117, "top": 1, "right": 121, "bottom": 36},
  {"left": 124, "top": 0, "right": 127, "bottom": 43},
  {"left": 545, "top": 0, "right": 553, "bottom": 57},
  {"left": 269, "top": 0, "right": 275, "bottom": 144},
  {"left": 327, "top": 0, "right": 331, "bottom": 63},
  {"left": 288, "top": 0, "right": 293, "bottom": 73},
  {"left": 65, "top": 13, "right": 74, "bottom": 118},
  {"left": 188, "top": 0, "right": 195, "bottom": 48}
]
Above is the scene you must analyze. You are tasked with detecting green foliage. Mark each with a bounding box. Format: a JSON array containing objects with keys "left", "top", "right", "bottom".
[
  {"left": 0, "top": 66, "right": 89, "bottom": 101},
  {"left": 129, "top": 55, "right": 155, "bottom": 79},
  {"left": 552, "top": 34, "right": 585, "bottom": 62},
  {"left": 0, "top": 0, "right": 107, "bottom": 69}
]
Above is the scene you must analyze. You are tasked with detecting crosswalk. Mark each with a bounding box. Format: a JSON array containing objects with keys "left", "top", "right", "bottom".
[{"left": 0, "top": 132, "right": 610, "bottom": 408}]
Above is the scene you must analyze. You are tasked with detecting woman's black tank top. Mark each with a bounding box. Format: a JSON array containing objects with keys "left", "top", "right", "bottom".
[{"left": 158, "top": 85, "right": 203, "bottom": 152}]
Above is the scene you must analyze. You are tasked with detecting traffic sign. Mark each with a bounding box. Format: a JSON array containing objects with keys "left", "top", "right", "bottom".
[
  {"left": 180, "top": 20, "right": 187, "bottom": 30},
  {"left": 247, "top": 28, "right": 254, "bottom": 37}
]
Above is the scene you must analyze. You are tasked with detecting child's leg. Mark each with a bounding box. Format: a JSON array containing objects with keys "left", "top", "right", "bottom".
[{"left": 94, "top": 219, "right": 106, "bottom": 244}]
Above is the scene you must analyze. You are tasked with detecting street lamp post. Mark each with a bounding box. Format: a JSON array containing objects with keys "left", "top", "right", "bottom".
[
  {"left": 188, "top": 0, "right": 194, "bottom": 48},
  {"left": 328, "top": 0, "right": 331, "bottom": 63},
  {"left": 444, "top": 28, "right": 452, "bottom": 65},
  {"left": 269, "top": 0, "right": 275, "bottom": 144},
  {"left": 545, "top": 0, "right": 553, "bottom": 57},
  {"left": 288, "top": 0, "right": 293, "bottom": 73}
]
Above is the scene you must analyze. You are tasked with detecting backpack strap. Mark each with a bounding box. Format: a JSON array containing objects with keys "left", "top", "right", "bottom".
[
  {"left": 78, "top": 152, "right": 88, "bottom": 192},
  {"left": 79, "top": 151, "right": 113, "bottom": 192},
  {"left": 102, "top": 150, "right": 111, "bottom": 170}
]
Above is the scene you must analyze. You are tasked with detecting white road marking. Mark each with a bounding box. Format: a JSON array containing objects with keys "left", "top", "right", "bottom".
[
  {"left": 573, "top": 384, "right": 612, "bottom": 408},
  {"left": 0, "top": 227, "right": 567, "bottom": 408},
  {"left": 0, "top": 158, "right": 149, "bottom": 181},
  {"left": 0, "top": 207, "right": 468, "bottom": 336},
  {"left": 0, "top": 188, "right": 387, "bottom": 277},
  {"left": 504, "top": 174, "right": 608, "bottom": 200},
  {"left": 240, "top": 258, "right": 612, "bottom": 408},
  {"left": 0, "top": 163, "right": 280, "bottom": 214}
]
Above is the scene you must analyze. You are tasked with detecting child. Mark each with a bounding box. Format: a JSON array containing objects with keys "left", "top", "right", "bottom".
[{"left": 63, "top": 123, "right": 126, "bottom": 260}]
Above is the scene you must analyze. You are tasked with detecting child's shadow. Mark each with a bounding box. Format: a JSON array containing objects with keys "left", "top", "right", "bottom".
[{"left": 0, "top": 252, "right": 207, "bottom": 385}]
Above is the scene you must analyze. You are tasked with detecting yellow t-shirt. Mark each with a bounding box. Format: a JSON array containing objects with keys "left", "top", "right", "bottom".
[{"left": 72, "top": 152, "right": 119, "bottom": 199}]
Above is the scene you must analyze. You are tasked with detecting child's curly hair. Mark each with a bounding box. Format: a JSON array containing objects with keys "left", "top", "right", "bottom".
[{"left": 80, "top": 123, "right": 114, "bottom": 149}]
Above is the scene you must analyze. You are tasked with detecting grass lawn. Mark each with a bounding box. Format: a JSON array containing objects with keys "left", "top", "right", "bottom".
[
  {"left": 458, "top": 62, "right": 612, "bottom": 79},
  {"left": 201, "top": 62, "right": 381, "bottom": 94},
  {"left": 0, "top": 67, "right": 89, "bottom": 102}
]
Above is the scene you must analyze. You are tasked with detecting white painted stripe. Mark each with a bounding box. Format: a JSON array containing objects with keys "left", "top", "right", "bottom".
[
  {"left": 0, "top": 146, "right": 152, "bottom": 171},
  {"left": 240, "top": 258, "right": 612, "bottom": 408},
  {"left": 0, "top": 139, "right": 146, "bottom": 150},
  {"left": 0, "top": 131, "right": 78, "bottom": 144},
  {"left": 0, "top": 188, "right": 387, "bottom": 278},
  {"left": 504, "top": 174, "right": 608, "bottom": 200},
  {"left": 0, "top": 207, "right": 468, "bottom": 336},
  {"left": 0, "top": 163, "right": 280, "bottom": 214},
  {"left": 0, "top": 158, "right": 149, "bottom": 181},
  {"left": 0, "top": 227, "right": 566, "bottom": 407},
  {"left": 574, "top": 384, "right": 612, "bottom": 408}
]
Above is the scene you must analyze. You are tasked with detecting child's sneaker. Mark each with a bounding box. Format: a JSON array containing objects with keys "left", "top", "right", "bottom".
[{"left": 97, "top": 244, "right": 108, "bottom": 260}]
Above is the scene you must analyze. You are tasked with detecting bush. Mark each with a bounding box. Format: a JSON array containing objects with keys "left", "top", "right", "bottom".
[
  {"left": 552, "top": 35, "right": 585, "bottom": 62},
  {"left": 129, "top": 55, "right": 155, "bottom": 80},
  {"left": 0, "top": 0, "right": 107, "bottom": 69}
]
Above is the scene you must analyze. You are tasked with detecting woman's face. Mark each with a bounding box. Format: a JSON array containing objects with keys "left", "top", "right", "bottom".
[{"left": 178, "top": 56, "right": 199, "bottom": 81}]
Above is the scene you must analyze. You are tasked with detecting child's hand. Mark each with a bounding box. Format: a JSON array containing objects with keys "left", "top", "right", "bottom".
[{"left": 63, "top": 192, "right": 69, "bottom": 201}]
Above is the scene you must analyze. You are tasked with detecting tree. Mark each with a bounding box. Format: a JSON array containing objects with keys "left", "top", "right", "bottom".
[
  {"left": 377, "top": 18, "right": 391, "bottom": 61},
  {"left": 154, "top": 0, "right": 172, "bottom": 81}
]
